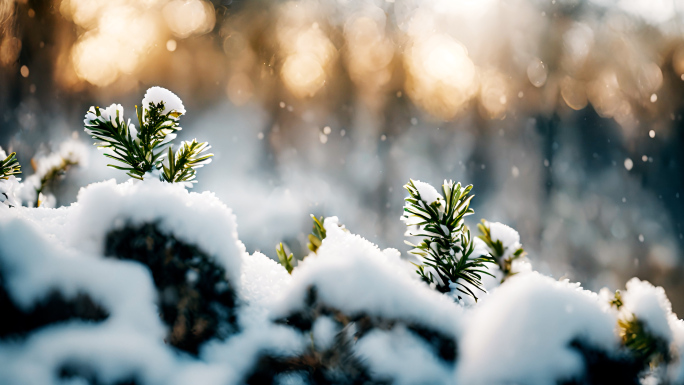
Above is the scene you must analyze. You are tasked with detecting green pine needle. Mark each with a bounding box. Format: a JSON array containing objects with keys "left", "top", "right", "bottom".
[
  {"left": 403, "top": 179, "right": 495, "bottom": 302},
  {"left": 0, "top": 152, "right": 21, "bottom": 180},
  {"left": 161, "top": 139, "right": 213, "bottom": 184}
]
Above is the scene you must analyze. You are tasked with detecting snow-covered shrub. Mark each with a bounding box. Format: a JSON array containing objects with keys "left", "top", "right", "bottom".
[
  {"left": 3, "top": 88, "right": 684, "bottom": 385},
  {"left": 252, "top": 218, "right": 460, "bottom": 384},
  {"left": 402, "top": 179, "right": 495, "bottom": 301}
]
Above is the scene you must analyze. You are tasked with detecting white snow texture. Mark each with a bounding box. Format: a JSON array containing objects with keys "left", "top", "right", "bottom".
[{"left": 1, "top": 178, "right": 683, "bottom": 385}]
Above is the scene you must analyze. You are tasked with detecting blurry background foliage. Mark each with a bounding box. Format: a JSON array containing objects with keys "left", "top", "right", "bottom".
[{"left": 2, "top": 0, "right": 684, "bottom": 310}]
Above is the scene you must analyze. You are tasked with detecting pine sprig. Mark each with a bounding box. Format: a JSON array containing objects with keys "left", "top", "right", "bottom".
[
  {"left": 84, "top": 88, "right": 212, "bottom": 185},
  {"left": 403, "top": 179, "right": 495, "bottom": 301},
  {"left": 84, "top": 105, "right": 148, "bottom": 179},
  {"left": 0, "top": 152, "right": 21, "bottom": 180},
  {"left": 276, "top": 242, "right": 295, "bottom": 274},
  {"left": 477, "top": 220, "right": 526, "bottom": 281},
  {"left": 162, "top": 139, "right": 213, "bottom": 184}
]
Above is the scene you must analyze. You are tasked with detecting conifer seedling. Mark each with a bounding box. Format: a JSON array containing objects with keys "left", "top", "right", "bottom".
[
  {"left": 83, "top": 87, "right": 212, "bottom": 185},
  {"left": 402, "top": 179, "right": 495, "bottom": 301}
]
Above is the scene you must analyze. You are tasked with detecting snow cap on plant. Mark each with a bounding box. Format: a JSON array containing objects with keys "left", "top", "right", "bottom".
[
  {"left": 477, "top": 220, "right": 528, "bottom": 281},
  {"left": 142, "top": 86, "right": 186, "bottom": 119}
]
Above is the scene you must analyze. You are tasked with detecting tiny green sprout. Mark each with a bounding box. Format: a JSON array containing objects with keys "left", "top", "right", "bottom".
[
  {"left": 276, "top": 242, "right": 295, "bottom": 274},
  {"left": 307, "top": 215, "right": 327, "bottom": 254},
  {"left": 402, "top": 179, "right": 495, "bottom": 302},
  {"left": 0, "top": 152, "right": 21, "bottom": 180}
]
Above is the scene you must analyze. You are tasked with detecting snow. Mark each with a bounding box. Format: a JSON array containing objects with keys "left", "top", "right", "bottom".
[
  {"left": 621, "top": 278, "right": 674, "bottom": 343},
  {"left": 487, "top": 220, "right": 522, "bottom": 257},
  {"left": 0, "top": 216, "right": 176, "bottom": 385},
  {"left": 456, "top": 272, "right": 620, "bottom": 385},
  {"left": 412, "top": 179, "right": 443, "bottom": 206},
  {"left": 273, "top": 217, "right": 463, "bottom": 338},
  {"left": 142, "top": 86, "right": 186, "bottom": 117},
  {"left": 356, "top": 325, "right": 453, "bottom": 384},
  {"left": 0, "top": 175, "right": 23, "bottom": 207},
  {"left": 66, "top": 178, "right": 245, "bottom": 285},
  {"left": 2, "top": 176, "right": 684, "bottom": 384}
]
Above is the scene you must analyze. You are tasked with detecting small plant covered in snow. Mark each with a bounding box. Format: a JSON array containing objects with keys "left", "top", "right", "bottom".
[
  {"left": 477, "top": 220, "right": 528, "bottom": 281},
  {"left": 402, "top": 179, "right": 495, "bottom": 301},
  {"left": 3, "top": 98, "right": 684, "bottom": 384},
  {"left": 83, "top": 86, "right": 213, "bottom": 186}
]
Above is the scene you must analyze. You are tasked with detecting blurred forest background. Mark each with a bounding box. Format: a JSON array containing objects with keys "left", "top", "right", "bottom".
[{"left": 2, "top": 0, "right": 684, "bottom": 311}]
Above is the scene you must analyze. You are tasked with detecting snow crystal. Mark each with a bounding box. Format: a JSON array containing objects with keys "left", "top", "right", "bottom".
[
  {"left": 142, "top": 86, "right": 186, "bottom": 117},
  {"left": 456, "top": 272, "right": 619, "bottom": 385}
]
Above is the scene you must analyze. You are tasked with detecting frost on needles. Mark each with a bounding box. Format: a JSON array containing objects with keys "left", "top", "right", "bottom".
[{"left": 83, "top": 86, "right": 213, "bottom": 186}]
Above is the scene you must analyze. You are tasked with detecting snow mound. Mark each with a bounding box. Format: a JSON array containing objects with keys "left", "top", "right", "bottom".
[
  {"left": 66, "top": 178, "right": 245, "bottom": 285},
  {"left": 456, "top": 272, "right": 620, "bottom": 385},
  {"left": 274, "top": 217, "right": 462, "bottom": 336},
  {"left": 622, "top": 278, "right": 675, "bottom": 343}
]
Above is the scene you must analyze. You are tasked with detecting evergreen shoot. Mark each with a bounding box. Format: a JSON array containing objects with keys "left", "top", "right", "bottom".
[
  {"left": 0, "top": 151, "right": 21, "bottom": 180},
  {"left": 477, "top": 220, "right": 526, "bottom": 281},
  {"left": 161, "top": 139, "right": 213, "bottom": 186},
  {"left": 402, "top": 179, "right": 495, "bottom": 301},
  {"left": 276, "top": 242, "right": 295, "bottom": 274},
  {"left": 83, "top": 87, "right": 212, "bottom": 185}
]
